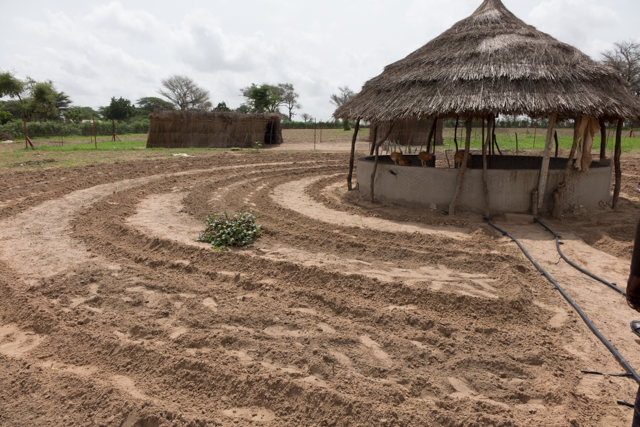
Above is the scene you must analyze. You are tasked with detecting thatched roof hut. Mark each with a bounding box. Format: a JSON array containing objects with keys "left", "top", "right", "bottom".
[
  {"left": 338, "top": 0, "right": 640, "bottom": 217},
  {"left": 146, "top": 111, "right": 282, "bottom": 149},
  {"left": 335, "top": 0, "right": 640, "bottom": 122}
]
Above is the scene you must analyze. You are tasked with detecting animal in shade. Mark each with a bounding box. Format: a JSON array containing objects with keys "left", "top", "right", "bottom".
[
  {"left": 399, "top": 157, "right": 412, "bottom": 166},
  {"left": 390, "top": 150, "right": 405, "bottom": 165},
  {"left": 454, "top": 150, "right": 471, "bottom": 168},
  {"left": 418, "top": 151, "right": 434, "bottom": 167}
]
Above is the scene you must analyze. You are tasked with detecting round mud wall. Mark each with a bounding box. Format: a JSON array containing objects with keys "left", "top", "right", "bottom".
[{"left": 357, "top": 155, "right": 612, "bottom": 215}]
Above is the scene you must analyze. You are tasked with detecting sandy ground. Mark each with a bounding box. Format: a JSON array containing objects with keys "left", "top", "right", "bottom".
[{"left": 1, "top": 150, "right": 640, "bottom": 426}]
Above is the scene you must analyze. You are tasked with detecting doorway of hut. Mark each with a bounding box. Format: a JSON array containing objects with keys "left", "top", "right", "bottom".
[{"left": 265, "top": 121, "right": 276, "bottom": 145}]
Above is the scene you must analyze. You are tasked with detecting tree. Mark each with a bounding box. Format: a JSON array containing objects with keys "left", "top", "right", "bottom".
[
  {"left": 65, "top": 106, "right": 100, "bottom": 121},
  {"left": 602, "top": 41, "right": 640, "bottom": 96},
  {"left": 0, "top": 71, "right": 30, "bottom": 146},
  {"left": 301, "top": 113, "right": 313, "bottom": 123},
  {"left": 0, "top": 71, "right": 25, "bottom": 101},
  {"left": 136, "top": 97, "right": 175, "bottom": 113},
  {"left": 63, "top": 108, "right": 84, "bottom": 124},
  {"left": 100, "top": 97, "right": 135, "bottom": 122},
  {"left": 213, "top": 102, "right": 231, "bottom": 112},
  {"left": 158, "top": 75, "right": 210, "bottom": 110},
  {"left": 241, "top": 84, "right": 282, "bottom": 113},
  {"left": 55, "top": 91, "right": 72, "bottom": 114},
  {"left": 235, "top": 104, "right": 251, "bottom": 114},
  {"left": 101, "top": 97, "right": 135, "bottom": 141},
  {"left": 276, "top": 83, "right": 301, "bottom": 120},
  {"left": 330, "top": 86, "right": 355, "bottom": 130},
  {"left": 0, "top": 103, "right": 11, "bottom": 125},
  {"left": 29, "top": 81, "right": 60, "bottom": 120},
  {"left": 330, "top": 86, "right": 355, "bottom": 108}
]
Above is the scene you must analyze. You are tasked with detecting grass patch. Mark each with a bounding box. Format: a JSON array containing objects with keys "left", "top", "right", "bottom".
[{"left": 37, "top": 139, "right": 147, "bottom": 151}]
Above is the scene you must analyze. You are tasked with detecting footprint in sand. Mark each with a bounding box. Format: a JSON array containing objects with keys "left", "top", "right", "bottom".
[
  {"left": 0, "top": 324, "right": 42, "bottom": 357},
  {"left": 533, "top": 300, "right": 568, "bottom": 328},
  {"left": 448, "top": 377, "right": 509, "bottom": 409},
  {"left": 360, "top": 335, "right": 391, "bottom": 361},
  {"left": 111, "top": 375, "right": 150, "bottom": 401},
  {"left": 202, "top": 298, "right": 218, "bottom": 311},
  {"left": 223, "top": 408, "right": 276, "bottom": 422}
]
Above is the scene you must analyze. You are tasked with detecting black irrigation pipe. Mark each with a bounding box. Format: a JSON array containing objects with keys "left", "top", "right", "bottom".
[
  {"left": 484, "top": 217, "right": 640, "bottom": 385},
  {"left": 581, "top": 370, "right": 633, "bottom": 378},
  {"left": 534, "top": 219, "right": 626, "bottom": 296}
]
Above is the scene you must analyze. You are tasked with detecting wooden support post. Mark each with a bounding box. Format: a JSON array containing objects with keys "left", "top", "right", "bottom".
[
  {"left": 536, "top": 114, "right": 558, "bottom": 210},
  {"left": 481, "top": 119, "right": 485, "bottom": 153},
  {"left": 369, "top": 124, "right": 378, "bottom": 156},
  {"left": 554, "top": 131, "right": 559, "bottom": 157},
  {"left": 60, "top": 120, "right": 64, "bottom": 146},
  {"left": 22, "top": 117, "right": 34, "bottom": 149},
  {"left": 533, "top": 121, "right": 538, "bottom": 149},
  {"left": 314, "top": 119, "right": 317, "bottom": 151},
  {"left": 613, "top": 119, "right": 624, "bottom": 210},
  {"left": 347, "top": 120, "right": 361, "bottom": 191},
  {"left": 453, "top": 116, "right": 459, "bottom": 153},
  {"left": 482, "top": 115, "right": 493, "bottom": 218},
  {"left": 515, "top": 132, "right": 518, "bottom": 155},
  {"left": 432, "top": 117, "right": 438, "bottom": 155},
  {"left": 425, "top": 118, "right": 437, "bottom": 154},
  {"left": 370, "top": 122, "right": 396, "bottom": 202},
  {"left": 599, "top": 118, "right": 607, "bottom": 161},
  {"left": 449, "top": 116, "right": 473, "bottom": 216},
  {"left": 552, "top": 117, "right": 582, "bottom": 219},
  {"left": 493, "top": 134, "right": 502, "bottom": 155}
]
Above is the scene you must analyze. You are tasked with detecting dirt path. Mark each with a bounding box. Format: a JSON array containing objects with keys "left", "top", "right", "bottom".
[{"left": 0, "top": 152, "right": 639, "bottom": 426}]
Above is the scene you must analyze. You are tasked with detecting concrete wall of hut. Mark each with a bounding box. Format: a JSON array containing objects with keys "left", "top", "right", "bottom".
[{"left": 357, "top": 156, "right": 612, "bottom": 215}]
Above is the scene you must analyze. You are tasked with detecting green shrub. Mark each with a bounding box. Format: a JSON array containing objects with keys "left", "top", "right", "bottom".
[
  {"left": 196, "top": 212, "right": 262, "bottom": 250},
  {"left": 0, "top": 119, "right": 150, "bottom": 138}
]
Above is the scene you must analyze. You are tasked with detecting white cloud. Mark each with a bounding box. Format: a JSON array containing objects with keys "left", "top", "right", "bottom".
[
  {"left": 2, "top": 0, "right": 640, "bottom": 120},
  {"left": 528, "top": 0, "right": 620, "bottom": 58}
]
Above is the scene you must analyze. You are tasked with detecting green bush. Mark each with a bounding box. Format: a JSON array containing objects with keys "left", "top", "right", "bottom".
[
  {"left": 0, "top": 119, "right": 150, "bottom": 138},
  {"left": 196, "top": 212, "right": 262, "bottom": 250}
]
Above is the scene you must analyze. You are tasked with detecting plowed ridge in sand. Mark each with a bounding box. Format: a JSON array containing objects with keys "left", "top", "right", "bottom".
[{"left": 272, "top": 175, "right": 468, "bottom": 239}]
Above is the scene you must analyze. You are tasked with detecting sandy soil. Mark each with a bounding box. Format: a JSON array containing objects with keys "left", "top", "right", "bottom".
[{"left": 1, "top": 150, "right": 640, "bottom": 426}]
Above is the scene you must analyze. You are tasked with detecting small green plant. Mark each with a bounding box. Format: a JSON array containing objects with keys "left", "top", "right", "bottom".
[{"left": 196, "top": 212, "right": 262, "bottom": 250}]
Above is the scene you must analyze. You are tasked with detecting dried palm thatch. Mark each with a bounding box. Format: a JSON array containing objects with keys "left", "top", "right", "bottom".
[
  {"left": 334, "top": 0, "right": 640, "bottom": 122},
  {"left": 146, "top": 111, "right": 282, "bottom": 149}
]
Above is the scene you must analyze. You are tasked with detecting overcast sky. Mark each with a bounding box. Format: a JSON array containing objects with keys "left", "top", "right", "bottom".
[{"left": 1, "top": 0, "right": 639, "bottom": 120}]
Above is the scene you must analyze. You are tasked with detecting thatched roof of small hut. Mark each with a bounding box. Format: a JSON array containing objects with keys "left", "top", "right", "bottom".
[{"left": 334, "top": 0, "right": 640, "bottom": 122}]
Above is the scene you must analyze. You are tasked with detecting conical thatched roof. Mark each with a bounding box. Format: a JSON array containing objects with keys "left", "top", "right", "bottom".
[{"left": 334, "top": 0, "right": 640, "bottom": 122}]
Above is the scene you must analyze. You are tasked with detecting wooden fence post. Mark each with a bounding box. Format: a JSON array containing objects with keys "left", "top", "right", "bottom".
[
  {"left": 613, "top": 119, "right": 624, "bottom": 209},
  {"left": 370, "top": 122, "right": 396, "bottom": 202},
  {"left": 536, "top": 114, "right": 558, "bottom": 210},
  {"left": 347, "top": 120, "right": 361, "bottom": 191},
  {"left": 449, "top": 116, "right": 473, "bottom": 216}
]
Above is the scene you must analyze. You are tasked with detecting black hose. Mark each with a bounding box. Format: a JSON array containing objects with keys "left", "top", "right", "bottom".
[
  {"left": 581, "top": 370, "right": 633, "bottom": 378},
  {"left": 534, "top": 219, "right": 626, "bottom": 296},
  {"left": 484, "top": 218, "right": 640, "bottom": 385}
]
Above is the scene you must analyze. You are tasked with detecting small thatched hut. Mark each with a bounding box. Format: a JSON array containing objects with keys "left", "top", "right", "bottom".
[
  {"left": 336, "top": 0, "right": 640, "bottom": 217},
  {"left": 146, "top": 111, "right": 282, "bottom": 149}
]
